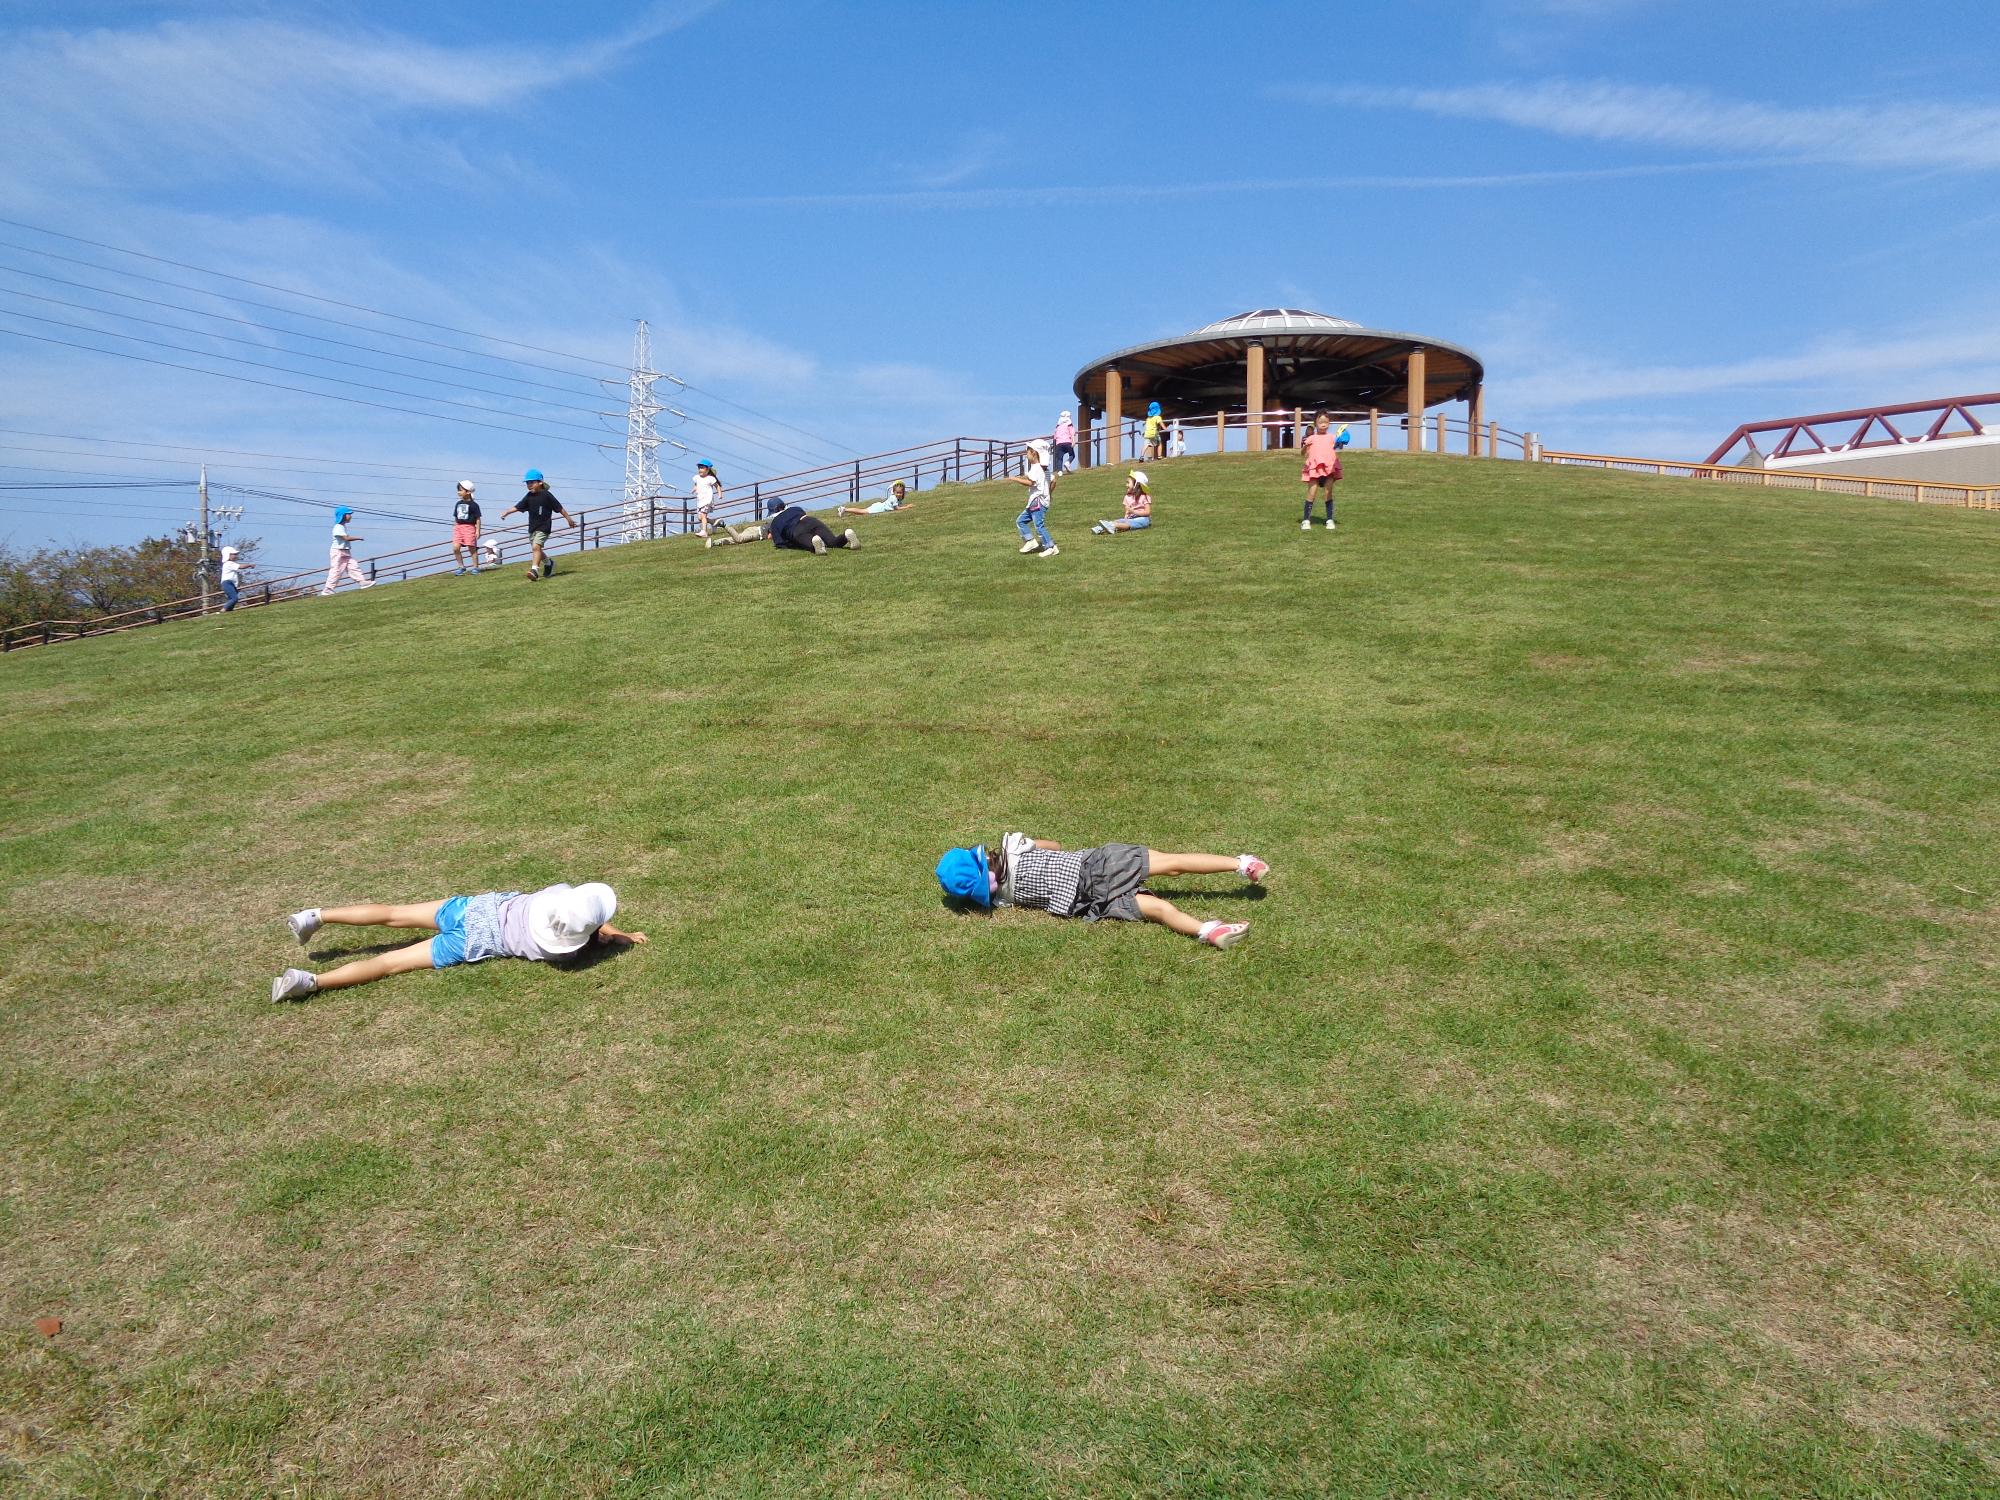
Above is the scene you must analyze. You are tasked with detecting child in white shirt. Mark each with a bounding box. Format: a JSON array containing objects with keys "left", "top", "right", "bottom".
[{"left": 1010, "top": 439, "right": 1057, "bottom": 557}]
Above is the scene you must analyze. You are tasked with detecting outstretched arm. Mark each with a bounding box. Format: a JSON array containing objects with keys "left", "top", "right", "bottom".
[{"left": 594, "top": 923, "right": 648, "bottom": 946}]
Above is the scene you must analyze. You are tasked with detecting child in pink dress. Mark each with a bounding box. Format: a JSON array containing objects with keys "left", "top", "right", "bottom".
[{"left": 1300, "top": 413, "right": 1342, "bottom": 532}]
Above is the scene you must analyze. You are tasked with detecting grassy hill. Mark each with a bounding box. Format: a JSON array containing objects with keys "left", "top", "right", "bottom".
[{"left": 3, "top": 451, "right": 1996, "bottom": 1497}]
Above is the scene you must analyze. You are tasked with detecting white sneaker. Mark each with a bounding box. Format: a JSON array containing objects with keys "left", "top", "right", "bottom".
[
  {"left": 286, "top": 909, "right": 323, "bottom": 946},
  {"left": 1037, "top": 545, "right": 1060, "bottom": 558},
  {"left": 811, "top": 534, "right": 828, "bottom": 555},
  {"left": 704, "top": 536, "right": 714, "bottom": 550},
  {"left": 1198, "top": 921, "right": 1249, "bottom": 950},
  {"left": 1019, "top": 540, "right": 1040, "bottom": 553},
  {"left": 271, "top": 968, "right": 317, "bottom": 1004},
  {"left": 1300, "top": 518, "right": 1312, "bottom": 531},
  {"left": 1238, "top": 856, "right": 1269, "bottom": 883},
  {"left": 1325, "top": 519, "right": 1337, "bottom": 530},
  {"left": 843, "top": 528, "right": 860, "bottom": 550}
]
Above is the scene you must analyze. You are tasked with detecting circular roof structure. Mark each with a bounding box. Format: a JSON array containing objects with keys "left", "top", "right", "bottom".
[{"left": 1072, "top": 308, "right": 1482, "bottom": 420}]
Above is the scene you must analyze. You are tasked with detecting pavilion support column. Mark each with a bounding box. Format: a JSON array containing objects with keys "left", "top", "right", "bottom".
[
  {"left": 1078, "top": 407, "right": 1093, "bottom": 470},
  {"left": 1106, "top": 368, "right": 1124, "bottom": 466},
  {"left": 1405, "top": 349, "right": 1427, "bottom": 452},
  {"left": 1435, "top": 411, "right": 1447, "bottom": 451},
  {"left": 1468, "top": 383, "right": 1486, "bottom": 456},
  {"left": 1369, "top": 408, "right": 1380, "bottom": 449},
  {"left": 1216, "top": 409, "right": 1226, "bottom": 453},
  {"left": 1245, "top": 342, "right": 1265, "bottom": 453}
]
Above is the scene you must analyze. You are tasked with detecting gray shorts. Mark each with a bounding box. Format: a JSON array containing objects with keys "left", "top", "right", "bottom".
[
  {"left": 1072, "top": 842, "right": 1149, "bottom": 922},
  {"left": 529, "top": 530, "right": 551, "bottom": 546}
]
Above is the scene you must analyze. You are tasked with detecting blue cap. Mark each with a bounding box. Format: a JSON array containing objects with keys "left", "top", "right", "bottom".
[
  {"left": 696, "top": 458, "right": 714, "bottom": 470},
  {"left": 523, "top": 468, "right": 544, "bottom": 483},
  {"left": 334, "top": 506, "right": 354, "bottom": 522},
  {"left": 935, "top": 845, "right": 991, "bottom": 907},
  {"left": 1147, "top": 401, "right": 1162, "bottom": 416}
]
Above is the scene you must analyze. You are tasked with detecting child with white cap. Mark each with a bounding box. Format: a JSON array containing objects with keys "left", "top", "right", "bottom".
[
  {"left": 450, "top": 481, "right": 483, "bottom": 574},
  {"left": 1009, "top": 439, "right": 1058, "bottom": 557},
  {"left": 271, "top": 883, "right": 645, "bottom": 1002},
  {"left": 218, "top": 545, "right": 247, "bottom": 610},
  {"left": 1090, "top": 470, "right": 1153, "bottom": 535},
  {"left": 1053, "top": 411, "right": 1077, "bottom": 474}
]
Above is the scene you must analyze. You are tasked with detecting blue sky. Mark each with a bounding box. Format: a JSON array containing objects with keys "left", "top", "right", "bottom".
[{"left": 3, "top": 0, "right": 1998, "bottom": 574}]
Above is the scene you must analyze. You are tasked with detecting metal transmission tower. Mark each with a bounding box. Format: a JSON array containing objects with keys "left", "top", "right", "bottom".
[{"left": 622, "top": 320, "right": 664, "bottom": 542}]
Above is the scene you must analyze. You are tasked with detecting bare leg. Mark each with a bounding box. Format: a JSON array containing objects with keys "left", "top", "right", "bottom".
[
  {"left": 318, "top": 900, "right": 446, "bottom": 930},
  {"left": 530, "top": 538, "right": 546, "bottom": 575},
  {"left": 314, "top": 937, "right": 438, "bottom": 991},
  {"left": 1145, "top": 851, "right": 1239, "bottom": 877},
  {"left": 1135, "top": 892, "right": 1202, "bottom": 936}
]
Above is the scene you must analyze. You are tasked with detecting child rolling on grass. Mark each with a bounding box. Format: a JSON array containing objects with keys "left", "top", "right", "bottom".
[
  {"left": 936, "top": 834, "right": 1267, "bottom": 948},
  {"left": 837, "top": 479, "right": 912, "bottom": 517},
  {"left": 1300, "top": 412, "right": 1342, "bottom": 531},
  {"left": 272, "top": 883, "right": 645, "bottom": 1002},
  {"left": 1011, "top": 439, "right": 1058, "bottom": 557},
  {"left": 1090, "top": 470, "right": 1153, "bottom": 535}
]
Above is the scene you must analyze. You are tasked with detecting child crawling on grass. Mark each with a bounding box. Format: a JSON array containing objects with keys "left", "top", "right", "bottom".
[
  {"left": 936, "top": 834, "right": 1266, "bottom": 948},
  {"left": 271, "top": 883, "right": 645, "bottom": 1002}
]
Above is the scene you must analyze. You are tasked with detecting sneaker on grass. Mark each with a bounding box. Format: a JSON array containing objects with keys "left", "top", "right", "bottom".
[
  {"left": 1300, "top": 518, "right": 1312, "bottom": 531},
  {"left": 1198, "top": 920, "right": 1249, "bottom": 949},
  {"left": 811, "top": 534, "right": 828, "bottom": 555},
  {"left": 286, "top": 909, "right": 322, "bottom": 945},
  {"left": 1037, "top": 545, "right": 1060, "bottom": 558},
  {"left": 844, "top": 528, "right": 860, "bottom": 550},
  {"left": 1238, "top": 855, "right": 1269, "bottom": 883},
  {"left": 271, "top": 968, "right": 317, "bottom": 1004},
  {"left": 1019, "top": 539, "right": 1040, "bottom": 554},
  {"left": 1325, "top": 519, "right": 1338, "bottom": 530}
]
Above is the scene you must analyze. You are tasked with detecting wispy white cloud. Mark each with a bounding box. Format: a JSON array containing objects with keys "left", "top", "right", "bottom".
[
  {"left": 1302, "top": 80, "right": 2000, "bottom": 171},
  {"left": 0, "top": 3, "right": 717, "bottom": 197},
  {"left": 723, "top": 157, "right": 1788, "bottom": 211},
  {"left": 898, "top": 130, "right": 1011, "bottom": 190}
]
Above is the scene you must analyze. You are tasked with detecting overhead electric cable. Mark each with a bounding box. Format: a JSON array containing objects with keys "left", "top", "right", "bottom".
[
  {"left": 0, "top": 325, "right": 622, "bottom": 450},
  {"left": 0, "top": 263, "right": 613, "bottom": 402},
  {"left": 0, "top": 283, "right": 627, "bottom": 419},
  {"left": 0, "top": 216, "right": 627, "bottom": 374}
]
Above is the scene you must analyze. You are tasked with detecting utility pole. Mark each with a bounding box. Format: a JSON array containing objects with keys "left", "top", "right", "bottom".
[
  {"left": 197, "top": 463, "right": 211, "bottom": 615},
  {"left": 622, "top": 320, "right": 663, "bottom": 544}
]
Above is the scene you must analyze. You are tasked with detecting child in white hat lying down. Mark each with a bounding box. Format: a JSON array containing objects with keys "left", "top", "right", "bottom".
[{"left": 271, "top": 883, "right": 645, "bottom": 1002}]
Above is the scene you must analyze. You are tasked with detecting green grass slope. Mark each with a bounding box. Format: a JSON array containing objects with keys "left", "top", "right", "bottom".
[{"left": 2, "top": 452, "right": 1996, "bottom": 1497}]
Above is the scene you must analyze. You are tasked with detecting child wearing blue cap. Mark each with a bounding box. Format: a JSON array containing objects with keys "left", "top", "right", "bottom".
[
  {"left": 514, "top": 470, "right": 575, "bottom": 580},
  {"left": 936, "top": 833, "right": 1266, "bottom": 948},
  {"left": 319, "top": 507, "right": 372, "bottom": 595},
  {"left": 1142, "top": 401, "right": 1166, "bottom": 461}
]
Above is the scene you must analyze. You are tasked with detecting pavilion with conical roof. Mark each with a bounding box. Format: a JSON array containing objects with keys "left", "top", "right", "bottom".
[{"left": 1070, "top": 308, "right": 1485, "bottom": 463}]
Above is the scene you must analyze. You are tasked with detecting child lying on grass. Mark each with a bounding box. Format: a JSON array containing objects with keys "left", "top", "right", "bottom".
[
  {"left": 271, "top": 883, "right": 645, "bottom": 1002},
  {"left": 936, "top": 834, "right": 1266, "bottom": 948}
]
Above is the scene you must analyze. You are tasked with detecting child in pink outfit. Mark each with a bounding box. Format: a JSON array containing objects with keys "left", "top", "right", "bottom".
[
  {"left": 321, "top": 506, "right": 373, "bottom": 594},
  {"left": 1299, "top": 413, "right": 1342, "bottom": 531}
]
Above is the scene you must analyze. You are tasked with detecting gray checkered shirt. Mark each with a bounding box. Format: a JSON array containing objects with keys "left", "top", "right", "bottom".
[{"left": 1009, "top": 847, "right": 1084, "bottom": 917}]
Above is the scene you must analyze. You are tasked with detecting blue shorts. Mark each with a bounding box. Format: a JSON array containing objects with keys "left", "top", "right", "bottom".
[
  {"left": 1125, "top": 516, "right": 1151, "bottom": 529},
  {"left": 430, "top": 892, "right": 514, "bottom": 968}
]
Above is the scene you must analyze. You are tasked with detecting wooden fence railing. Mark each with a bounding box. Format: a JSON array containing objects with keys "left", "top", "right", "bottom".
[
  {"left": 2, "top": 435, "right": 1040, "bottom": 653},
  {"left": 1537, "top": 449, "right": 2000, "bottom": 510}
]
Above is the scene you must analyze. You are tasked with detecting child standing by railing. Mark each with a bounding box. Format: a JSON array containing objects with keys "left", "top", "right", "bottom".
[{"left": 1300, "top": 412, "right": 1342, "bottom": 531}]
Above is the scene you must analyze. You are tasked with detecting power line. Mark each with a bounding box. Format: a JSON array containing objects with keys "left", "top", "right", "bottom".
[
  {"left": 0, "top": 281, "right": 626, "bottom": 419},
  {"left": 0, "top": 216, "right": 627, "bottom": 376},
  {"left": 0, "top": 431, "right": 629, "bottom": 485},
  {"left": 0, "top": 304, "right": 625, "bottom": 438},
  {"left": 0, "top": 324, "right": 622, "bottom": 450},
  {"left": 0, "top": 262, "right": 613, "bottom": 403},
  {"left": 667, "top": 375, "right": 856, "bottom": 456}
]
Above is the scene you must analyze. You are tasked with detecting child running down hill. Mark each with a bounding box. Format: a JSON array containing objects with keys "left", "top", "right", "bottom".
[
  {"left": 271, "top": 883, "right": 645, "bottom": 1002},
  {"left": 937, "top": 834, "right": 1266, "bottom": 948}
]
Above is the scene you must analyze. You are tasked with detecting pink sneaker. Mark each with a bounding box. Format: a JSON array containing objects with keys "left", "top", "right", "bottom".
[
  {"left": 1239, "top": 855, "right": 1269, "bottom": 883},
  {"left": 1198, "top": 921, "right": 1249, "bottom": 949}
]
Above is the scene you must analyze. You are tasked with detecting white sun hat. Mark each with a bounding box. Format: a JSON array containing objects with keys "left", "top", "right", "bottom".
[
  {"left": 527, "top": 881, "right": 617, "bottom": 955},
  {"left": 1128, "top": 470, "right": 1149, "bottom": 489},
  {"left": 458, "top": 480, "right": 476, "bottom": 493}
]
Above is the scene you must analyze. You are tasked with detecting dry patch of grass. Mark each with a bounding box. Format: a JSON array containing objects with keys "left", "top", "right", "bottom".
[{"left": 1590, "top": 1201, "right": 2000, "bottom": 1450}]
